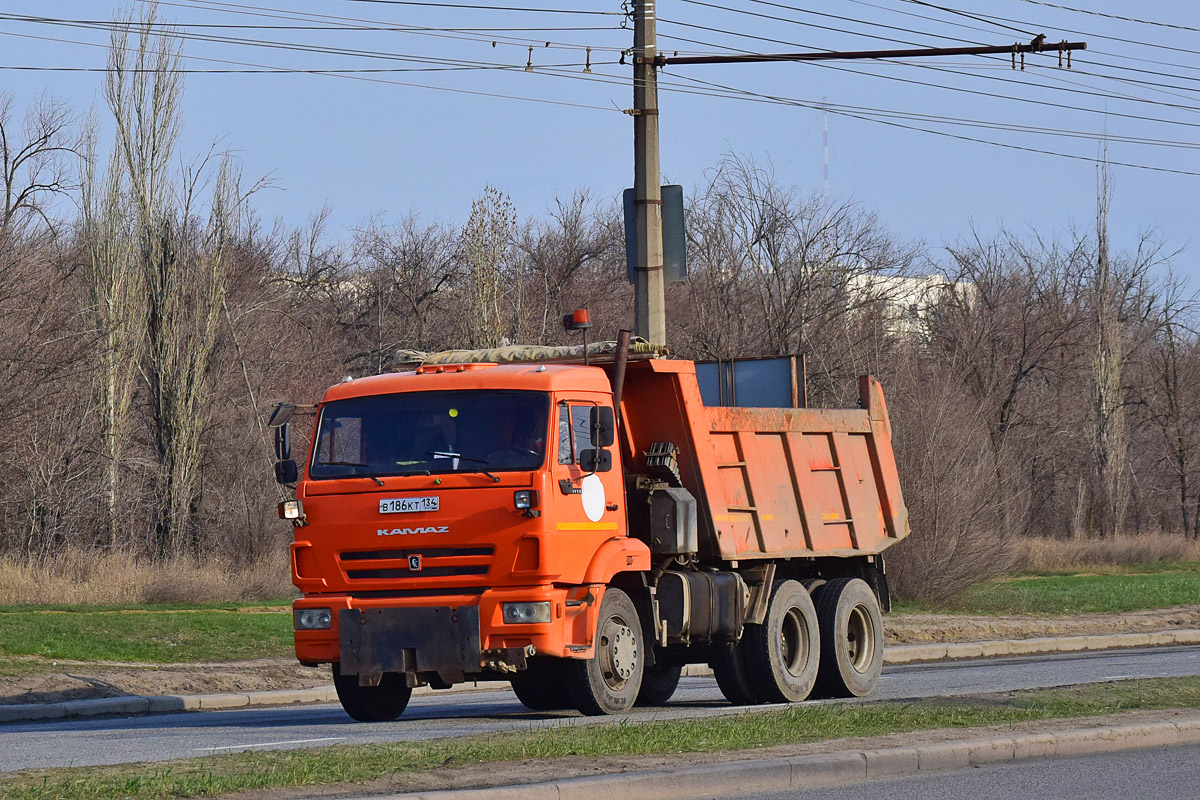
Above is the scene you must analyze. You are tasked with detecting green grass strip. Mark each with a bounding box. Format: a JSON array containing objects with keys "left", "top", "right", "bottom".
[
  {"left": 4, "top": 677, "right": 1200, "bottom": 800},
  {"left": 896, "top": 563, "right": 1200, "bottom": 615},
  {"left": 0, "top": 608, "right": 293, "bottom": 663}
]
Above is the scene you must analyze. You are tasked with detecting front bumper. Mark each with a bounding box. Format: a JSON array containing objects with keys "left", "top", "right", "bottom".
[{"left": 294, "top": 585, "right": 603, "bottom": 673}]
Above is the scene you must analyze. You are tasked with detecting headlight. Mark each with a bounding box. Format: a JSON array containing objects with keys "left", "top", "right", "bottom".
[
  {"left": 513, "top": 490, "right": 539, "bottom": 510},
  {"left": 501, "top": 601, "right": 551, "bottom": 624},
  {"left": 279, "top": 500, "right": 305, "bottom": 520},
  {"left": 294, "top": 608, "right": 332, "bottom": 630}
]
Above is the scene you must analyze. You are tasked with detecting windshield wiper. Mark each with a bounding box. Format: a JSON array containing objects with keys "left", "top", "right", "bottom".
[
  {"left": 322, "top": 461, "right": 385, "bottom": 486},
  {"left": 426, "top": 451, "right": 501, "bottom": 483}
]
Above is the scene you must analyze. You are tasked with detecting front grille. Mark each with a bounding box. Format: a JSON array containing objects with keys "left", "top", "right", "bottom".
[
  {"left": 347, "top": 566, "right": 489, "bottom": 579},
  {"left": 338, "top": 545, "right": 495, "bottom": 583},
  {"left": 348, "top": 588, "right": 486, "bottom": 599}
]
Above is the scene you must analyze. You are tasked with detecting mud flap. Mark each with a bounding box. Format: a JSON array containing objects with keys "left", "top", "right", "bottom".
[{"left": 339, "top": 606, "right": 481, "bottom": 685}]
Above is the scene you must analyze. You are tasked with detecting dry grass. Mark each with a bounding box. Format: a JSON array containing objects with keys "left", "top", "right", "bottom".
[
  {"left": 0, "top": 549, "right": 296, "bottom": 607},
  {"left": 1015, "top": 534, "right": 1200, "bottom": 573}
]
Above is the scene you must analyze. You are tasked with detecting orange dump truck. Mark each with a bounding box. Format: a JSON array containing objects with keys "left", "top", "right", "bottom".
[{"left": 271, "top": 346, "right": 908, "bottom": 720}]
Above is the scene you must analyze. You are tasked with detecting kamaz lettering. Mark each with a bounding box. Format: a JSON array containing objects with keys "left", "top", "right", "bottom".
[{"left": 377, "top": 526, "right": 449, "bottom": 536}]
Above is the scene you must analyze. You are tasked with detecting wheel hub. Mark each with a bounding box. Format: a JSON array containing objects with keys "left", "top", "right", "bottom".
[
  {"left": 599, "top": 618, "right": 638, "bottom": 689},
  {"left": 779, "top": 607, "right": 811, "bottom": 677},
  {"left": 846, "top": 603, "right": 876, "bottom": 673}
]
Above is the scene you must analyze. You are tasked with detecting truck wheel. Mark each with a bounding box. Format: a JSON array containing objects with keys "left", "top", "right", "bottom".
[
  {"left": 566, "top": 588, "right": 644, "bottom": 715},
  {"left": 744, "top": 580, "right": 820, "bottom": 703},
  {"left": 710, "top": 640, "right": 762, "bottom": 705},
  {"left": 813, "top": 578, "right": 884, "bottom": 698},
  {"left": 332, "top": 663, "right": 412, "bottom": 722},
  {"left": 511, "top": 658, "right": 571, "bottom": 711},
  {"left": 637, "top": 661, "right": 682, "bottom": 706}
]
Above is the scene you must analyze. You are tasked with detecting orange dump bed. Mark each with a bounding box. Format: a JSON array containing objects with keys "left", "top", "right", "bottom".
[{"left": 618, "top": 359, "right": 909, "bottom": 561}]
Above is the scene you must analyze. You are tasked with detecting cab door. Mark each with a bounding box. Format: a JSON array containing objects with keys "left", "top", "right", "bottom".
[{"left": 549, "top": 398, "right": 626, "bottom": 584}]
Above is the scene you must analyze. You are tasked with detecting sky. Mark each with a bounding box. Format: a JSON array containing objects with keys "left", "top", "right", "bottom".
[{"left": 3, "top": 1, "right": 1199, "bottom": 277}]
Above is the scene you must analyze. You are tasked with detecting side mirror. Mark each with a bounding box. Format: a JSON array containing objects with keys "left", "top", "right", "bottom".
[
  {"left": 274, "top": 425, "right": 291, "bottom": 461},
  {"left": 591, "top": 406, "right": 615, "bottom": 448},
  {"left": 579, "top": 448, "right": 612, "bottom": 473},
  {"left": 275, "top": 459, "right": 299, "bottom": 484}
]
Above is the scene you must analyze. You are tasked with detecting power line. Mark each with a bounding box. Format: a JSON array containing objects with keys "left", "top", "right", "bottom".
[
  {"left": 0, "top": 11, "right": 615, "bottom": 73},
  {"left": 1012, "top": 0, "right": 1200, "bottom": 34},
  {"left": 875, "top": 0, "right": 1200, "bottom": 66},
  {"left": 667, "top": 71, "right": 1200, "bottom": 176},
  {"left": 0, "top": 28, "right": 620, "bottom": 112},
  {"left": 141, "top": 0, "right": 629, "bottom": 52},
  {"left": 715, "top": 0, "right": 1200, "bottom": 94},
  {"left": 657, "top": 16, "right": 1200, "bottom": 124},
  {"left": 323, "top": 0, "right": 621, "bottom": 15}
]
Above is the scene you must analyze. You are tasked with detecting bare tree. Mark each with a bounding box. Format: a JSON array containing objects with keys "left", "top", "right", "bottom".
[
  {"left": 515, "top": 191, "right": 618, "bottom": 343},
  {"left": 0, "top": 92, "right": 77, "bottom": 237},
  {"left": 460, "top": 186, "right": 520, "bottom": 348},
  {"left": 1136, "top": 275, "right": 1200, "bottom": 538},
  {"left": 353, "top": 213, "right": 458, "bottom": 369},
  {"left": 679, "top": 152, "right": 918, "bottom": 404},
  {"left": 80, "top": 112, "right": 144, "bottom": 549},
  {"left": 103, "top": 3, "right": 250, "bottom": 556}
]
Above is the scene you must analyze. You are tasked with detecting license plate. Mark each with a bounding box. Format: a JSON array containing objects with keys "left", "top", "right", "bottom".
[{"left": 379, "top": 496, "right": 439, "bottom": 514}]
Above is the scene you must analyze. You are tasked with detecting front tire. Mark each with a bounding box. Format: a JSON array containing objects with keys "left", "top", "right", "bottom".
[
  {"left": 744, "top": 579, "right": 820, "bottom": 703},
  {"left": 567, "top": 588, "right": 644, "bottom": 715},
  {"left": 332, "top": 663, "right": 412, "bottom": 722},
  {"left": 813, "top": 578, "right": 884, "bottom": 698},
  {"left": 511, "top": 658, "right": 572, "bottom": 711}
]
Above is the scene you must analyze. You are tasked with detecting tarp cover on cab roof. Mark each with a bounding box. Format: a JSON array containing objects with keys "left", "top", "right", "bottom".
[{"left": 392, "top": 338, "right": 668, "bottom": 369}]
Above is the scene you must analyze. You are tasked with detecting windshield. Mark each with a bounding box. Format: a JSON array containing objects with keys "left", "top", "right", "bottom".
[{"left": 309, "top": 390, "right": 550, "bottom": 480}]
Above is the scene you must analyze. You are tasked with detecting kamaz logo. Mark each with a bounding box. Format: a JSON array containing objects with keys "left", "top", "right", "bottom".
[{"left": 377, "top": 526, "right": 448, "bottom": 536}]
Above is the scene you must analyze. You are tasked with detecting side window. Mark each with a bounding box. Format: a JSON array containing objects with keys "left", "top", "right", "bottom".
[
  {"left": 570, "top": 405, "right": 595, "bottom": 462},
  {"left": 558, "top": 405, "right": 573, "bottom": 464}
]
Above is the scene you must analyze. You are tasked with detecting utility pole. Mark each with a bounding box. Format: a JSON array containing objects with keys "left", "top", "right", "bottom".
[{"left": 632, "top": 0, "right": 666, "bottom": 345}]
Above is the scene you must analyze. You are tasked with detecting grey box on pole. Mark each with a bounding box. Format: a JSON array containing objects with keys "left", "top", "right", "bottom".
[{"left": 624, "top": 184, "right": 687, "bottom": 283}]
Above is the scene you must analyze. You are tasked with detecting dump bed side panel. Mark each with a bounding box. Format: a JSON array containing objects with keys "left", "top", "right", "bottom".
[{"left": 620, "top": 361, "right": 908, "bottom": 561}]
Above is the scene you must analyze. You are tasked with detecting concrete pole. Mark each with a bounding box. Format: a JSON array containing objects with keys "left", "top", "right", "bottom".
[{"left": 633, "top": 0, "right": 667, "bottom": 344}]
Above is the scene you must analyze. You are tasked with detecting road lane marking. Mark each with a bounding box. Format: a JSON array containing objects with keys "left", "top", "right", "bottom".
[{"left": 194, "top": 737, "right": 344, "bottom": 752}]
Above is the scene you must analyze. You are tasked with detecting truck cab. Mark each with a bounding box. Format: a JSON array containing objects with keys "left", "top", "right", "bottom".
[{"left": 285, "top": 362, "right": 649, "bottom": 719}]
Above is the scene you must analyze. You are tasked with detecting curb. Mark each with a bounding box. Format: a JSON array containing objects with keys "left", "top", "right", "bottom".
[
  {"left": 363, "top": 714, "right": 1200, "bottom": 800},
  {"left": 3, "top": 629, "right": 1199, "bottom": 724},
  {"left": 883, "top": 627, "right": 1200, "bottom": 665}
]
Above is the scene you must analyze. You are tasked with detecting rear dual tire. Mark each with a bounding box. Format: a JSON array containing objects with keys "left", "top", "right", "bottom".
[
  {"left": 712, "top": 579, "right": 820, "bottom": 705},
  {"left": 813, "top": 577, "right": 884, "bottom": 698}
]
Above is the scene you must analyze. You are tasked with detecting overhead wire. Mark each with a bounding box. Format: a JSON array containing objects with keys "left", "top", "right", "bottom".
[
  {"left": 7, "top": 0, "right": 1199, "bottom": 174},
  {"left": 1012, "top": 1, "right": 1200, "bottom": 34},
  {"left": 142, "top": 0, "right": 629, "bottom": 52},
  {"left": 651, "top": 15, "right": 1200, "bottom": 173},
  {"left": 317, "top": 0, "right": 621, "bottom": 15},
  {"left": 664, "top": 70, "right": 1200, "bottom": 176},
  {"left": 0, "top": 27, "right": 622, "bottom": 112},
  {"left": 657, "top": 8, "right": 1200, "bottom": 121},
  {"left": 710, "top": 0, "right": 1200, "bottom": 107},
  {"left": 875, "top": 0, "right": 1200, "bottom": 71}
]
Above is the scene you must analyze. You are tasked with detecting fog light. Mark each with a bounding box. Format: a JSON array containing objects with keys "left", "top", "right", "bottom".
[
  {"left": 294, "top": 608, "right": 332, "bottom": 630},
  {"left": 513, "top": 490, "right": 539, "bottom": 510},
  {"left": 279, "top": 500, "right": 305, "bottom": 520},
  {"left": 501, "top": 601, "right": 551, "bottom": 624}
]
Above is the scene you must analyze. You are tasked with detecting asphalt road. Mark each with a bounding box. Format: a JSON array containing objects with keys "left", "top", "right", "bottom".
[
  {"left": 738, "top": 741, "right": 1200, "bottom": 800},
  {"left": 4, "top": 645, "right": 1199, "bottom": 773}
]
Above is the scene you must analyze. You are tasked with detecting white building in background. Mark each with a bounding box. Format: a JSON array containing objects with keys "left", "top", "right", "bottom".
[{"left": 847, "top": 273, "right": 976, "bottom": 337}]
